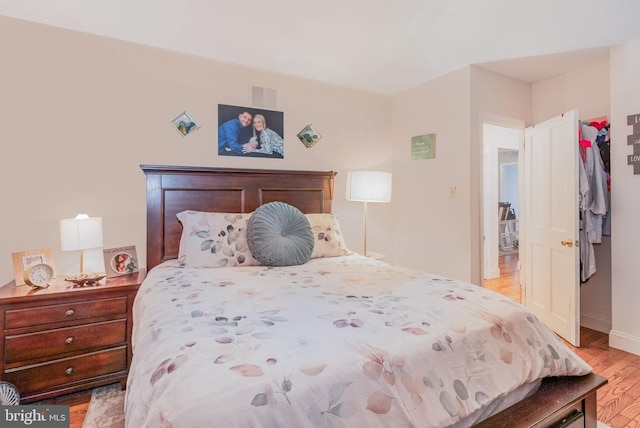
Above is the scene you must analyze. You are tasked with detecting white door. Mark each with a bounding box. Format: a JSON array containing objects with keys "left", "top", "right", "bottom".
[{"left": 522, "top": 110, "right": 580, "bottom": 346}]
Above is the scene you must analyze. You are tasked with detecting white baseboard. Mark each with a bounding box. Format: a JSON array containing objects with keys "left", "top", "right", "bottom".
[
  {"left": 609, "top": 329, "right": 640, "bottom": 356},
  {"left": 484, "top": 267, "right": 501, "bottom": 279},
  {"left": 580, "top": 314, "right": 611, "bottom": 334}
]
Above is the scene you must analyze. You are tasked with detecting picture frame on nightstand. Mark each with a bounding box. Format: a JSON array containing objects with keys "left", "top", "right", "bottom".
[
  {"left": 11, "top": 248, "right": 55, "bottom": 286},
  {"left": 103, "top": 245, "right": 139, "bottom": 278}
]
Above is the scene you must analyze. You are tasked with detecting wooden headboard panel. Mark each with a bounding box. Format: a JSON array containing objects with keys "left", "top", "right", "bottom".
[{"left": 141, "top": 165, "right": 337, "bottom": 270}]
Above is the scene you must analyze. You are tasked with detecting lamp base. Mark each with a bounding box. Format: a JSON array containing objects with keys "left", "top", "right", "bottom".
[
  {"left": 364, "top": 251, "right": 385, "bottom": 260},
  {"left": 64, "top": 272, "right": 106, "bottom": 287}
]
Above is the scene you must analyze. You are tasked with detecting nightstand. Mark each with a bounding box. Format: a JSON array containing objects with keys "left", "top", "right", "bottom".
[{"left": 0, "top": 270, "right": 144, "bottom": 403}]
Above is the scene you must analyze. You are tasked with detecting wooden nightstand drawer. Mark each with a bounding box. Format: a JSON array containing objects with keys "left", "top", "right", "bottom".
[
  {"left": 5, "top": 319, "right": 127, "bottom": 364},
  {"left": 5, "top": 297, "right": 127, "bottom": 329},
  {"left": 4, "top": 346, "right": 127, "bottom": 395}
]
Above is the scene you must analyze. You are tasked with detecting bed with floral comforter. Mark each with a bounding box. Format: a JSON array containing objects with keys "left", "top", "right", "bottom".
[{"left": 125, "top": 255, "right": 591, "bottom": 428}]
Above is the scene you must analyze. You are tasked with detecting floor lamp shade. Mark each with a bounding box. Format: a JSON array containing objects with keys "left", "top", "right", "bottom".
[
  {"left": 60, "top": 214, "right": 103, "bottom": 273},
  {"left": 346, "top": 171, "right": 392, "bottom": 257},
  {"left": 346, "top": 171, "right": 392, "bottom": 203}
]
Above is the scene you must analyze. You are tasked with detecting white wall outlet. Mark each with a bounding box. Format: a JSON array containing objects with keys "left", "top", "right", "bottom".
[{"left": 449, "top": 186, "right": 456, "bottom": 199}]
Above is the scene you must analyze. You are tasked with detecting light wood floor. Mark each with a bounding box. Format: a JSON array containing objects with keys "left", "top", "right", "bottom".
[
  {"left": 37, "top": 387, "right": 92, "bottom": 428},
  {"left": 485, "top": 253, "right": 522, "bottom": 302},
  {"left": 485, "top": 253, "right": 640, "bottom": 427},
  {"left": 47, "top": 254, "right": 640, "bottom": 427}
]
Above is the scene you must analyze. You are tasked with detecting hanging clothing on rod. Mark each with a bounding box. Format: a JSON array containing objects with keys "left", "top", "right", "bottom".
[{"left": 578, "top": 118, "right": 610, "bottom": 283}]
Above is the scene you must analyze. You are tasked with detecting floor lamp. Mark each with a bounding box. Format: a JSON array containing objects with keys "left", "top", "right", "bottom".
[{"left": 346, "top": 171, "right": 392, "bottom": 257}]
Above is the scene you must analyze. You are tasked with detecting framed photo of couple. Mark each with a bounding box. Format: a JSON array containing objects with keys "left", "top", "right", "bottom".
[{"left": 218, "top": 104, "right": 284, "bottom": 158}]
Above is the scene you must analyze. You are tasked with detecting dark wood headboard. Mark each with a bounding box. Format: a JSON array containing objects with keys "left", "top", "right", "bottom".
[{"left": 141, "top": 165, "right": 337, "bottom": 270}]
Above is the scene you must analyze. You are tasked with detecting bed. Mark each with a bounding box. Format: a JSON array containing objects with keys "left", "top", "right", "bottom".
[{"left": 125, "top": 164, "right": 606, "bottom": 427}]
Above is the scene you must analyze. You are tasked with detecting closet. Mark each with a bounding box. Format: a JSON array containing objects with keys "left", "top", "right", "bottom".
[{"left": 579, "top": 117, "right": 611, "bottom": 284}]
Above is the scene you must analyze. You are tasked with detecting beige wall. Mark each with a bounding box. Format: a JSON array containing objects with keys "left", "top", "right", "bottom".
[
  {"left": 532, "top": 61, "right": 612, "bottom": 333},
  {"left": 4, "top": 17, "right": 639, "bottom": 355},
  {"left": 532, "top": 61, "right": 611, "bottom": 124},
  {"left": 389, "top": 66, "right": 531, "bottom": 283},
  {"left": 391, "top": 68, "right": 472, "bottom": 279},
  {"left": 470, "top": 67, "right": 532, "bottom": 285},
  {"left": 610, "top": 40, "right": 640, "bottom": 355},
  {"left": 0, "top": 16, "right": 393, "bottom": 281}
]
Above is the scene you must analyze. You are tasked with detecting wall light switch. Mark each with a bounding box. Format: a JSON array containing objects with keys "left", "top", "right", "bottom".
[{"left": 449, "top": 186, "right": 456, "bottom": 199}]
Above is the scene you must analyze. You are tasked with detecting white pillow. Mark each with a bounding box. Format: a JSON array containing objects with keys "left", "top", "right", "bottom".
[
  {"left": 176, "top": 210, "right": 259, "bottom": 268},
  {"left": 305, "top": 213, "right": 353, "bottom": 259}
]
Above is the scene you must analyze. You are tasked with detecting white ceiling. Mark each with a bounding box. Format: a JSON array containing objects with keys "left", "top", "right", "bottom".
[{"left": 1, "top": 0, "right": 639, "bottom": 95}]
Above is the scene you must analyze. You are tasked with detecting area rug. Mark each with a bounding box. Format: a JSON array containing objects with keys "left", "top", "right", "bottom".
[{"left": 82, "top": 383, "right": 125, "bottom": 428}]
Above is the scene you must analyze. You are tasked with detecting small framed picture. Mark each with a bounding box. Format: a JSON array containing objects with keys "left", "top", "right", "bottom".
[
  {"left": 103, "top": 245, "right": 139, "bottom": 277},
  {"left": 171, "top": 110, "right": 201, "bottom": 137},
  {"left": 411, "top": 133, "right": 436, "bottom": 160},
  {"left": 297, "top": 124, "right": 321, "bottom": 148},
  {"left": 11, "top": 248, "right": 55, "bottom": 286}
]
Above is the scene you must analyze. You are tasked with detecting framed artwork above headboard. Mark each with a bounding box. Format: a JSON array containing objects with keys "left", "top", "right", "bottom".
[{"left": 140, "top": 164, "right": 336, "bottom": 270}]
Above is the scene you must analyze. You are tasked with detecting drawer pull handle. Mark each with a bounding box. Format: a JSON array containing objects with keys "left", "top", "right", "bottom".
[
  {"left": 65, "top": 309, "right": 75, "bottom": 316},
  {"left": 65, "top": 337, "right": 74, "bottom": 345},
  {"left": 65, "top": 367, "right": 74, "bottom": 376}
]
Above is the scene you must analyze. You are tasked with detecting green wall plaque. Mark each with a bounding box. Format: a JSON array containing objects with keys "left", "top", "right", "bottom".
[{"left": 411, "top": 134, "right": 436, "bottom": 160}]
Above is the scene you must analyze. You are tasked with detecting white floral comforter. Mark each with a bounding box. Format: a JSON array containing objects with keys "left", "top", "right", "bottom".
[{"left": 125, "top": 255, "right": 591, "bottom": 428}]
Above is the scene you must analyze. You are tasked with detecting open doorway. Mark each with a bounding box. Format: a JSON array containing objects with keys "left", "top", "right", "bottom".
[
  {"left": 482, "top": 122, "right": 523, "bottom": 300},
  {"left": 499, "top": 154, "right": 518, "bottom": 256}
]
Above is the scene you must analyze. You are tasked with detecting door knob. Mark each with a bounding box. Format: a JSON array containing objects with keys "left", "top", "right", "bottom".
[{"left": 561, "top": 239, "right": 574, "bottom": 247}]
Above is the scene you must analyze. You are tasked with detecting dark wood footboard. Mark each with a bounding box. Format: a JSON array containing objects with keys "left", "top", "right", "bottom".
[{"left": 475, "top": 373, "right": 607, "bottom": 427}]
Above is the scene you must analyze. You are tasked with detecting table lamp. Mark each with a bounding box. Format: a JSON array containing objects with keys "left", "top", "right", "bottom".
[
  {"left": 60, "top": 213, "right": 103, "bottom": 274},
  {"left": 346, "top": 171, "right": 392, "bottom": 257}
]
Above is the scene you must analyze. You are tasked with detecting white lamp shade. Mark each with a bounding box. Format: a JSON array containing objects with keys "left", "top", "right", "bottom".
[
  {"left": 60, "top": 214, "right": 104, "bottom": 251},
  {"left": 346, "top": 171, "right": 392, "bottom": 203}
]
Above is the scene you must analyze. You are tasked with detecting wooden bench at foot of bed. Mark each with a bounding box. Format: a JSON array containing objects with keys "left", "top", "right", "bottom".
[{"left": 475, "top": 373, "right": 607, "bottom": 427}]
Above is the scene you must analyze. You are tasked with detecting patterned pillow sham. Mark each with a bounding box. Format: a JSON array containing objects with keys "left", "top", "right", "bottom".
[
  {"left": 305, "top": 213, "right": 353, "bottom": 259},
  {"left": 176, "top": 210, "right": 259, "bottom": 268}
]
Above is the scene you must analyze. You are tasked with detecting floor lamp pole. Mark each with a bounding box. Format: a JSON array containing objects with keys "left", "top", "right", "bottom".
[{"left": 363, "top": 200, "right": 368, "bottom": 257}]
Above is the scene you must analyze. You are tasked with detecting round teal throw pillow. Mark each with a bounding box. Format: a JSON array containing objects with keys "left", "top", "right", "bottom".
[{"left": 247, "top": 202, "right": 314, "bottom": 266}]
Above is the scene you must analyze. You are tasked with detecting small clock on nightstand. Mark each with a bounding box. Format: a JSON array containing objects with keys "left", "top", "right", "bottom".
[{"left": 23, "top": 263, "right": 54, "bottom": 288}]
